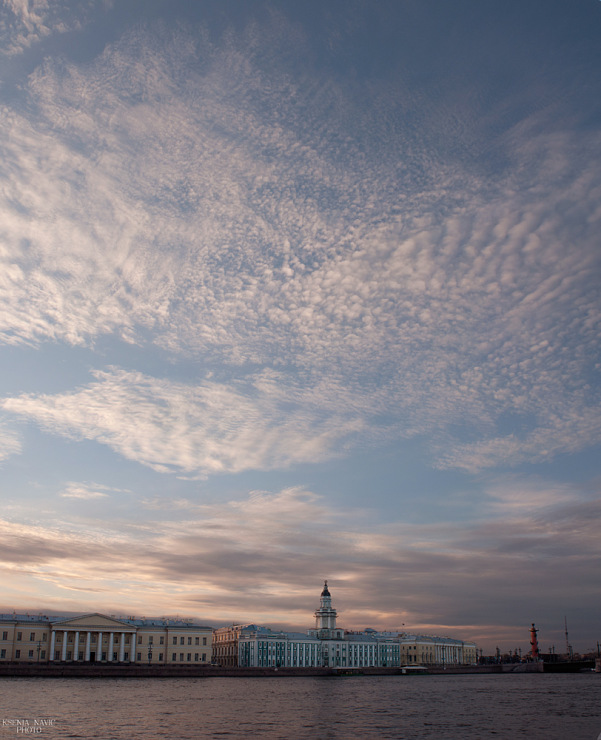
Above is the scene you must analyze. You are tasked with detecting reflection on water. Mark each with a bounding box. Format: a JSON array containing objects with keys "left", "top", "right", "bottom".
[{"left": 0, "top": 673, "right": 599, "bottom": 739}]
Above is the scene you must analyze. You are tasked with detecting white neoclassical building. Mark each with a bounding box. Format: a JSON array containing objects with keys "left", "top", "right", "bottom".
[
  {"left": 0, "top": 612, "right": 213, "bottom": 664},
  {"left": 234, "top": 582, "right": 401, "bottom": 668},
  {"left": 230, "top": 582, "right": 477, "bottom": 668}
]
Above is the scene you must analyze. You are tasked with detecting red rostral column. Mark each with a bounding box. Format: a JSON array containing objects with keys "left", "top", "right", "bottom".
[{"left": 529, "top": 623, "right": 539, "bottom": 660}]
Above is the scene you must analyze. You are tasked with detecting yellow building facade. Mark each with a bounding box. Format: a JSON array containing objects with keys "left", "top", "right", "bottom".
[
  {"left": 399, "top": 634, "right": 478, "bottom": 666},
  {"left": 0, "top": 613, "right": 213, "bottom": 664}
]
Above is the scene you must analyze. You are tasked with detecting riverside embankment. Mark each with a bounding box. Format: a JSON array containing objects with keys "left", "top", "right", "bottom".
[{"left": 0, "top": 662, "right": 560, "bottom": 678}]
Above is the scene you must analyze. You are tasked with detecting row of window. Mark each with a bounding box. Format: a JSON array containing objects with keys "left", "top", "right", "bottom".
[
  {"left": 1, "top": 632, "right": 209, "bottom": 646},
  {"left": 53, "top": 651, "right": 127, "bottom": 661},
  {"left": 57, "top": 634, "right": 125, "bottom": 644},
  {"left": 2, "top": 632, "right": 46, "bottom": 642},
  {"left": 137, "top": 635, "right": 208, "bottom": 646},
  {"left": 165, "top": 636, "right": 207, "bottom": 646},
  {"left": 0, "top": 650, "right": 210, "bottom": 662},
  {"left": 1, "top": 649, "right": 47, "bottom": 659}
]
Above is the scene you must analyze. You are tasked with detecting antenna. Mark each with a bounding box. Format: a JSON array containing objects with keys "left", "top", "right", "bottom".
[{"left": 564, "top": 616, "right": 572, "bottom": 660}]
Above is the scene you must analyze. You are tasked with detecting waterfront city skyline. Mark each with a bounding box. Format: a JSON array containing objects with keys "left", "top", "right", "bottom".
[{"left": 0, "top": 0, "right": 600, "bottom": 655}]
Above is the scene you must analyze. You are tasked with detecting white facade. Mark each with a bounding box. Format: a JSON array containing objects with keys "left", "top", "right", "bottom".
[
  {"left": 238, "top": 627, "right": 322, "bottom": 668},
  {"left": 238, "top": 628, "right": 402, "bottom": 668}
]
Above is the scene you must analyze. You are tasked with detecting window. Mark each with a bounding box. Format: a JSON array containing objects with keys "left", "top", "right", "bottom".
[
  {"left": 42, "top": 634, "right": 47, "bottom": 641},
  {"left": 194, "top": 653, "right": 199, "bottom": 661},
  {"left": 180, "top": 637, "right": 184, "bottom": 645},
  {"left": 188, "top": 637, "right": 192, "bottom": 645},
  {"left": 187, "top": 653, "right": 191, "bottom": 662},
  {"left": 137, "top": 653, "right": 142, "bottom": 661},
  {"left": 173, "top": 637, "right": 177, "bottom": 645},
  {"left": 17, "top": 632, "right": 22, "bottom": 641},
  {"left": 2, "top": 632, "right": 7, "bottom": 640},
  {"left": 138, "top": 636, "right": 144, "bottom": 645},
  {"left": 179, "top": 653, "right": 184, "bottom": 662},
  {"left": 0, "top": 649, "right": 5, "bottom": 659},
  {"left": 203, "top": 637, "right": 207, "bottom": 646},
  {"left": 160, "top": 636, "right": 164, "bottom": 645},
  {"left": 195, "top": 637, "right": 199, "bottom": 645},
  {"left": 158, "top": 653, "right": 163, "bottom": 662},
  {"left": 30, "top": 633, "right": 35, "bottom": 641},
  {"left": 40, "top": 651, "right": 45, "bottom": 660},
  {"left": 202, "top": 653, "right": 206, "bottom": 662},
  {"left": 172, "top": 653, "right": 176, "bottom": 661},
  {"left": 28, "top": 650, "right": 34, "bottom": 658},
  {"left": 15, "top": 650, "right": 20, "bottom": 658}
]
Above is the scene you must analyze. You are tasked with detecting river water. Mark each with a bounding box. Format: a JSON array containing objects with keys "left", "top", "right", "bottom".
[{"left": 0, "top": 673, "right": 599, "bottom": 739}]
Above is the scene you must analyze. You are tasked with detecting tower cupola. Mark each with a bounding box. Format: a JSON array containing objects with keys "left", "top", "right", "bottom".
[{"left": 314, "top": 580, "right": 337, "bottom": 634}]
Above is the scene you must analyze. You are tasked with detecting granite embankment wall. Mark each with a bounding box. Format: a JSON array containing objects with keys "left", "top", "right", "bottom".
[
  {"left": 0, "top": 663, "right": 548, "bottom": 678},
  {"left": 428, "top": 663, "right": 543, "bottom": 674},
  {"left": 0, "top": 664, "right": 329, "bottom": 678}
]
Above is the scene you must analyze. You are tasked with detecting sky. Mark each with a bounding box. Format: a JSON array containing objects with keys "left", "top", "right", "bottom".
[{"left": 0, "top": 0, "right": 600, "bottom": 656}]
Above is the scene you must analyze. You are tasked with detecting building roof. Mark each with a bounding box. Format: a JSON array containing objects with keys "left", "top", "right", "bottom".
[{"left": 0, "top": 613, "right": 212, "bottom": 629}]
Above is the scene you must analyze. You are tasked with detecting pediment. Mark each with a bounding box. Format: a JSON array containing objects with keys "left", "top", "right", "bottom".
[{"left": 52, "top": 613, "right": 133, "bottom": 629}]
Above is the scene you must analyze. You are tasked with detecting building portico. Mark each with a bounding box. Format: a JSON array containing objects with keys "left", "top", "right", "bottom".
[{"left": 49, "top": 614, "right": 137, "bottom": 663}]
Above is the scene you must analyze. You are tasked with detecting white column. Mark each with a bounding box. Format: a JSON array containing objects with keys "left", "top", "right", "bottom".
[
  {"left": 108, "top": 632, "right": 114, "bottom": 662},
  {"left": 132, "top": 632, "right": 137, "bottom": 662},
  {"left": 119, "top": 633, "right": 125, "bottom": 662},
  {"left": 73, "top": 631, "right": 79, "bottom": 661},
  {"left": 98, "top": 632, "right": 103, "bottom": 661},
  {"left": 85, "top": 632, "right": 91, "bottom": 661},
  {"left": 61, "top": 631, "right": 68, "bottom": 661},
  {"left": 50, "top": 631, "right": 56, "bottom": 661}
]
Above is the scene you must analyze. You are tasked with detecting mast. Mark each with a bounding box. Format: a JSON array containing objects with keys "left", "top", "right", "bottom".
[{"left": 564, "top": 616, "right": 572, "bottom": 660}]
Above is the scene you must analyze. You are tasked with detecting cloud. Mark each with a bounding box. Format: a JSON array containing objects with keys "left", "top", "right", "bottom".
[
  {"left": 59, "top": 481, "right": 129, "bottom": 499},
  {"left": 2, "top": 367, "right": 364, "bottom": 476},
  {"left": 437, "top": 405, "right": 601, "bottom": 472},
  {"left": 480, "top": 474, "right": 584, "bottom": 514},
  {"left": 0, "top": 419, "right": 21, "bottom": 461},
  {"left": 0, "top": 0, "right": 106, "bottom": 56},
  {"left": 0, "top": 18, "right": 600, "bottom": 473}
]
